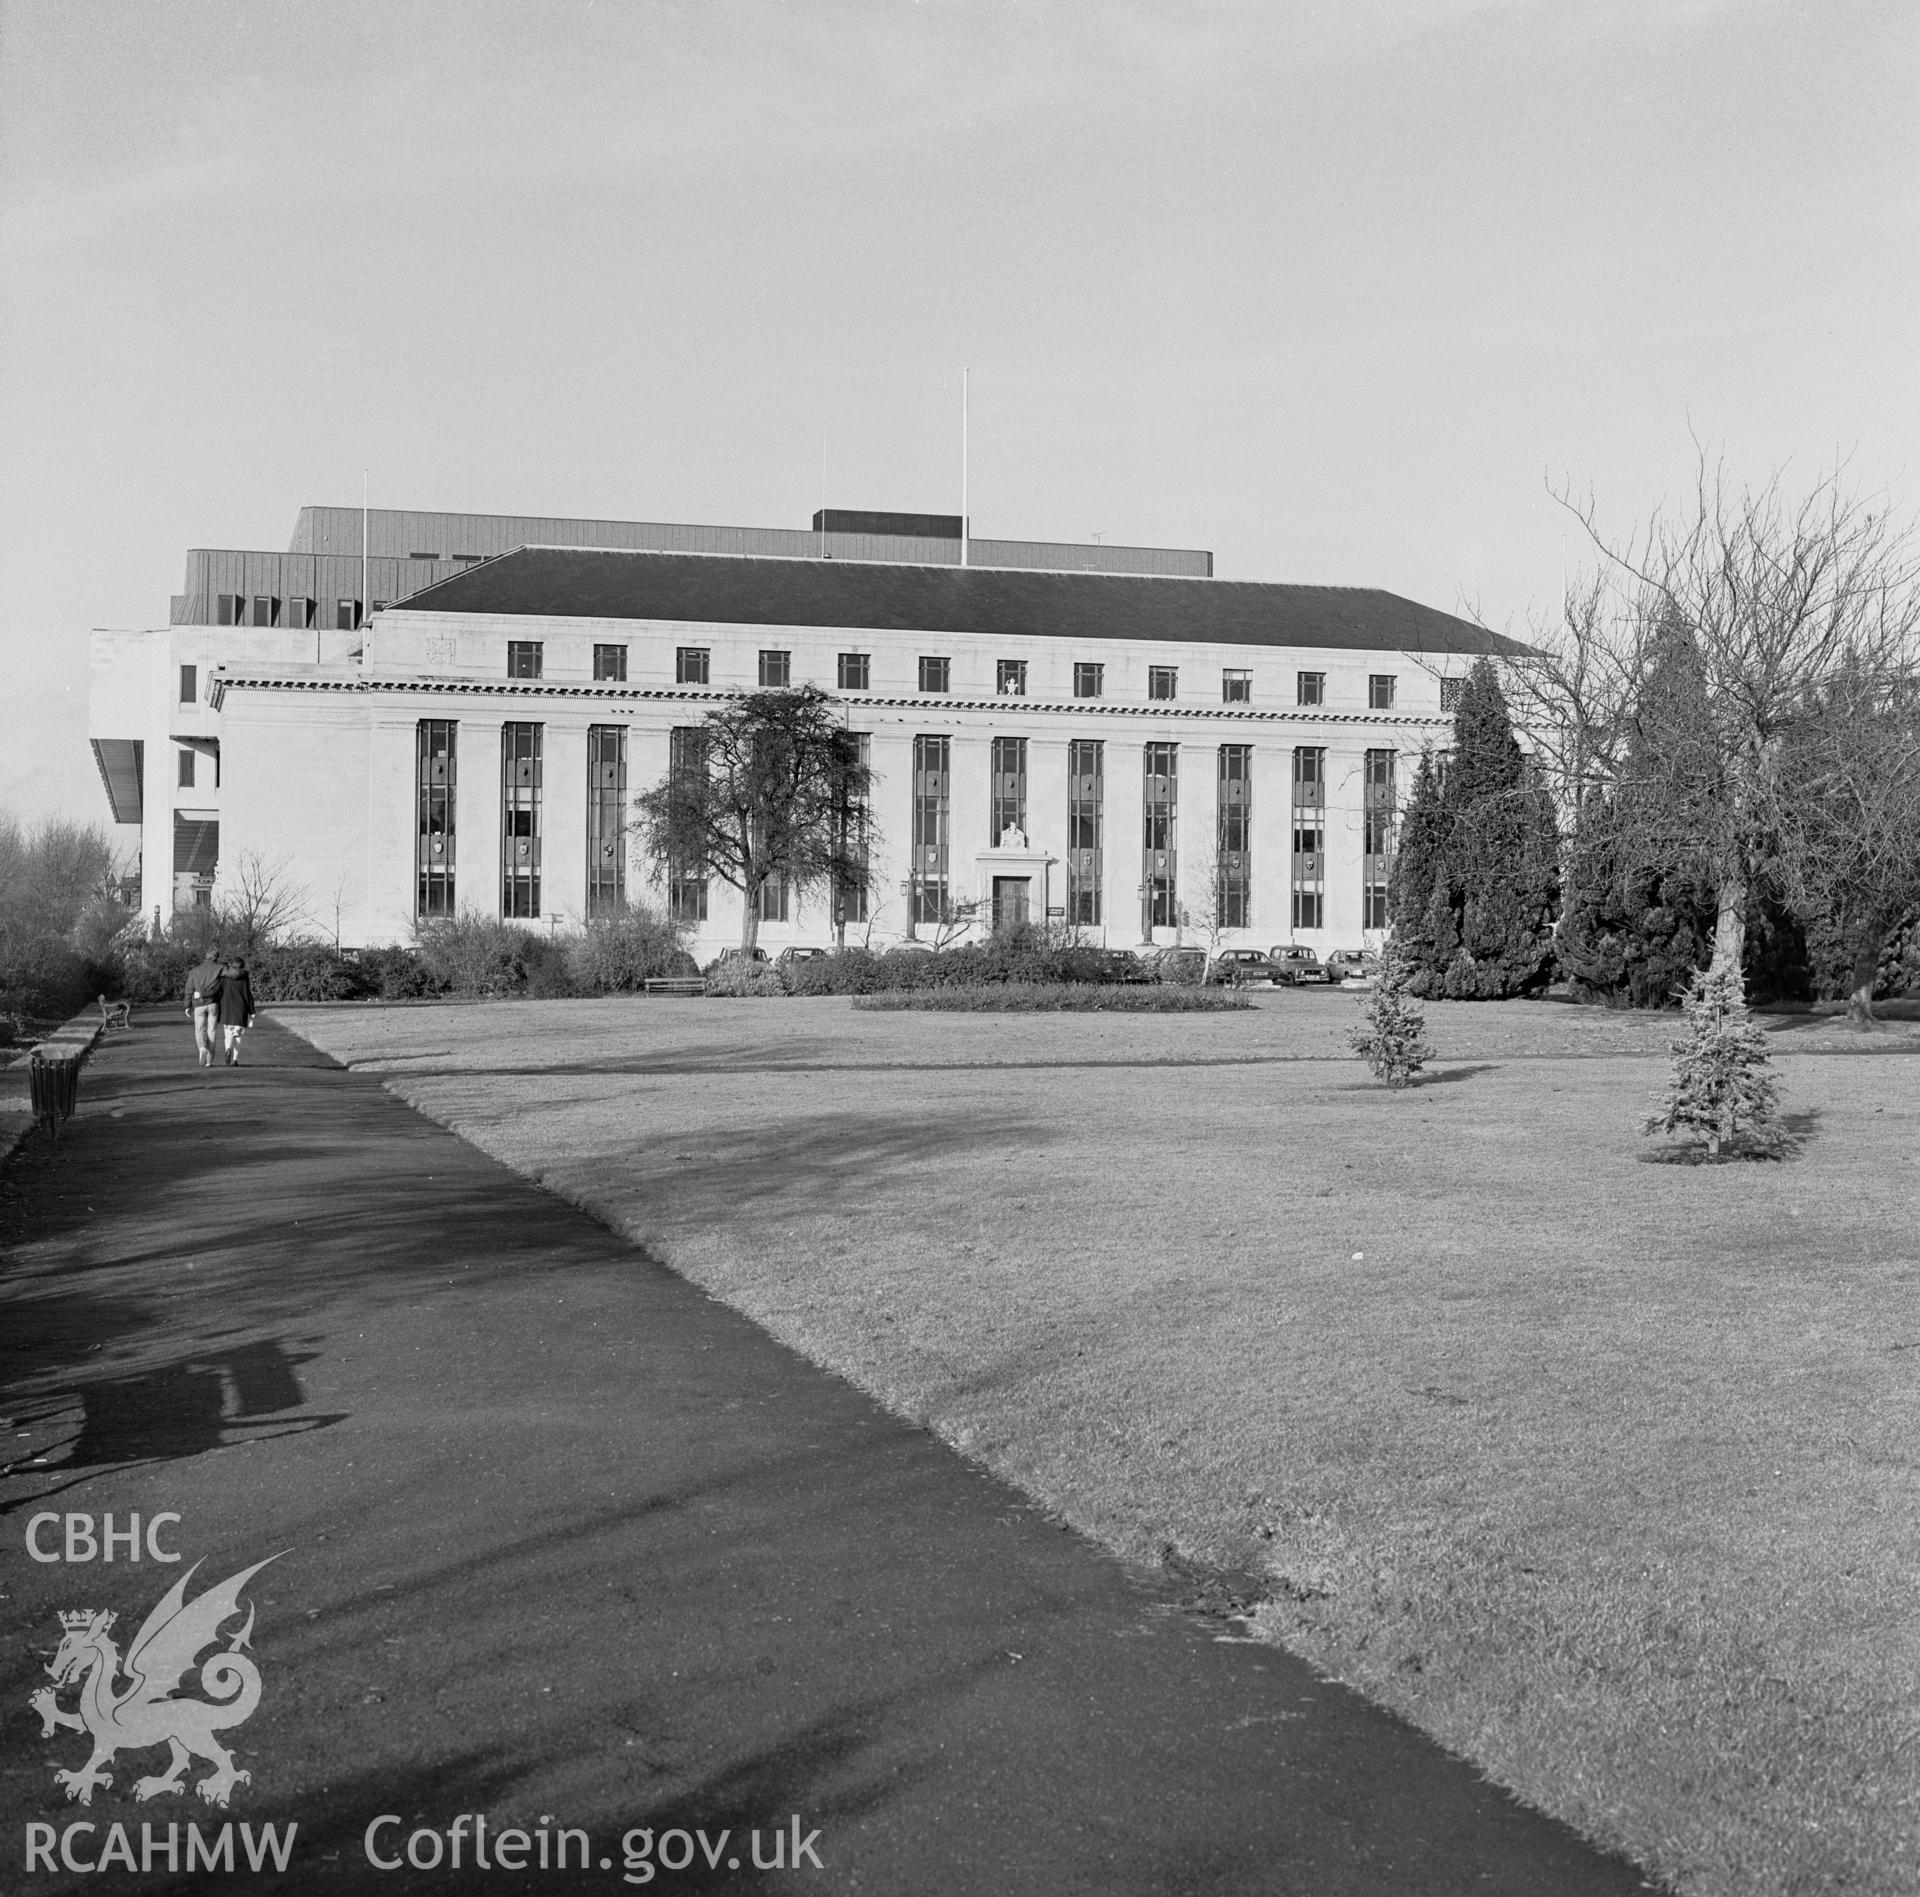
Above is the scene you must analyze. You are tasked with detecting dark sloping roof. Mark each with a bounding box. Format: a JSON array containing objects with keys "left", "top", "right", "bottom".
[{"left": 397, "top": 547, "right": 1531, "bottom": 657}]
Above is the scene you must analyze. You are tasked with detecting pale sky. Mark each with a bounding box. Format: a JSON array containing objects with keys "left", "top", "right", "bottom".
[{"left": 3, "top": 0, "right": 1915, "bottom": 829}]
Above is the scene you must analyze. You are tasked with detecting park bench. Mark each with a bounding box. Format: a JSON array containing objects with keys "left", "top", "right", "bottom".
[
  {"left": 643, "top": 976, "right": 707, "bottom": 997},
  {"left": 97, "top": 994, "right": 133, "bottom": 1033}
]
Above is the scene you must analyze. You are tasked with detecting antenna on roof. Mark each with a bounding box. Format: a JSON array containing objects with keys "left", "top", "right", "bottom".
[
  {"left": 362, "top": 469, "right": 369, "bottom": 633},
  {"left": 960, "top": 367, "right": 969, "bottom": 568}
]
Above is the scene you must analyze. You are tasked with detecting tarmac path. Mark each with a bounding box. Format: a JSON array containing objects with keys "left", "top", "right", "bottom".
[{"left": 1, "top": 1013, "right": 1654, "bottom": 1895}]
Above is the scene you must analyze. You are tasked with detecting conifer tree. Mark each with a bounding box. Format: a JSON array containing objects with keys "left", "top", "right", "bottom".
[
  {"left": 1643, "top": 965, "right": 1787, "bottom": 1157},
  {"left": 1386, "top": 748, "right": 1446, "bottom": 966},
  {"left": 1348, "top": 948, "right": 1434, "bottom": 1088},
  {"left": 1393, "top": 659, "right": 1560, "bottom": 999}
]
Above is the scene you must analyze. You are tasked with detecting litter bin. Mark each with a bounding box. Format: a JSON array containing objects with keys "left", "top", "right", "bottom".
[{"left": 29, "top": 1052, "right": 81, "bottom": 1141}]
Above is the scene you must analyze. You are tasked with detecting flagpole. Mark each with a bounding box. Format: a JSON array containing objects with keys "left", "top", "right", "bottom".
[
  {"left": 960, "top": 368, "right": 969, "bottom": 568},
  {"left": 362, "top": 469, "right": 369, "bottom": 632}
]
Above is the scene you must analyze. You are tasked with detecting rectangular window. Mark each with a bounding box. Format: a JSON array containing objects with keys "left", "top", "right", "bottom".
[
  {"left": 250, "top": 595, "right": 276, "bottom": 628},
  {"left": 1217, "top": 745, "right": 1252, "bottom": 929},
  {"left": 177, "top": 748, "right": 195, "bottom": 789},
  {"left": 918, "top": 656, "right": 951, "bottom": 694},
  {"left": 336, "top": 598, "right": 361, "bottom": 631},
  {"left": 593, "top": 644, "right": 628, "bottom": 682},
  {"left": 1440, "top": 676, "right": 1463, "bottom": 712},
  {"left": 837, "top": 652, "right": 870, "bottom": 691},
  {"left": 1143, "top": 742, "right": 1178, "bottom": 928},
  {"left": 1148, "top": 666, "right": 1178, "bottom": 701},
  {"left": 409, "top": 551, "right": 438, "bottom": 561},
  {"left": 1297, "top": 671, "right": 1325, "bottom": 708},
  {"left": 676, "top": 647, "right": 710, "bottom": 686},
  {"left": 996, "top": 659, "right": 1027, "bottom": 697},
  {"left": 758, "top": 874, "right": 791, "bottom": 922},
  {"left": 215, "top": 594, "right": 241, "bottom": 626},
  {"left": 507, "top": 641, "right": 543, "bottom": 680},
  {"left": 417, "top": 720, "right": 457, "bottom": 917},
  {"left": 667, "top": 726, "right": 708, "bottom": 922},
  {"left": 500, "top": 722, "right": 543, "bottom": 917},
  {"left": 835, "top": 732, "right": 872, "bottom": 926},
  {"left": 911, "top": 734, "right": 951, "bottom": 923},
  {"left": 1067, "top": 739, "right": 1103, "bottom": 926},
  {"left": 1074, "top": 661, "right": 1104, "bottom": 699},
  {"left": 1291, "top": 747, "right": 1326, "bottom": 930},
  {"left": 1369, "top": 673, "right": 1397, "bottom": 710},
  {"left": 178, "top": 664, "right": 197, "bottom": 705},
  {"left": 759, "top": 649, "right": 791, "bottom": 688},
  {"left": 1222, "top": 669, "right": 1252, "bottom": 704},
  {"left": 586, "top": 725, "right": 627, "bottom": 918},
  {"left": 1363, "top": 748, "right": 1396, "bottom": 930},
  {"left": 286, "top": 596, "right": 313, "bottom": 630},
  {"left": 990, "top": 736, "right": 1027, "bottom": 845}
]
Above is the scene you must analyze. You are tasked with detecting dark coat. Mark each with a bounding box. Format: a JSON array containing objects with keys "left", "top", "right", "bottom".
[
  {"left": 216, "top": 966, "right": 255, "bottom": 1027},
  {"left": 186, "top": 958, "right": 225, "bottom": 1009}
]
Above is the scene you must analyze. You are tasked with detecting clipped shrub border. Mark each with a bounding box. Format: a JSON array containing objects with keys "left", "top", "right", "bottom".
[{"left": 851, "top": 982, "right": 1253, "bottom": 1013}]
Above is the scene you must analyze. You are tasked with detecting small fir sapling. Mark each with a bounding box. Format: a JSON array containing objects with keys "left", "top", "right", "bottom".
[
  {"left": 1643, "top": 965, "right": 1788, "bottom": 1157},
  {"left": 1348, "top": 952, "right": 1434, "bottom": 1088}
]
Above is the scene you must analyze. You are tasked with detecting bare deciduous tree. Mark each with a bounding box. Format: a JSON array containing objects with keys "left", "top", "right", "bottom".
[
  {"left": 216, "top": 850, "right": 312, "bottom": 954},
  {"left": 1510, "top": 455, "right": 1920, "bottom": 986}
]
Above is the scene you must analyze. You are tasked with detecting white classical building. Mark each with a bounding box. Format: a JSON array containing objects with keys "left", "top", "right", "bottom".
[{"left": 88, "top": 506, "right": 1526, "bottom": 955}]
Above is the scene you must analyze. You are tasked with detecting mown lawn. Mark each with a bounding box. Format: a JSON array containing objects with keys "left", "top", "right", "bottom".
[{"left": 282, "top": 991, "right": 1920, "bottom": 1897}]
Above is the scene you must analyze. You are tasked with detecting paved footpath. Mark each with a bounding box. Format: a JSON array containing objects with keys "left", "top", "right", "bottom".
[{"left": 1, "top": 1015, "right": 1654, "bottom": 1896}]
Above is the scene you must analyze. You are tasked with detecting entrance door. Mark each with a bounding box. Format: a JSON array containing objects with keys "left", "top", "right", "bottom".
[{"left": 992, "top": 876, "right": 1030, "bottom": 931}]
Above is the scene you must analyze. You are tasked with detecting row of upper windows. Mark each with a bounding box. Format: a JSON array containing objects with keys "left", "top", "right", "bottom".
[
  {"left": 503, "top": 639, "right": 1440, "bottom": 710},
  {"left": 214, "top": 594, "right": 383, "bottom": 630}
]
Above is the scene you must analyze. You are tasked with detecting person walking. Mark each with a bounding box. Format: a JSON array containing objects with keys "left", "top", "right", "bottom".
[
  {"left": 217, "top": 956, "right": 257, "bottom": 1066},
  {"left": 184, "top": 949, "right": 225, "bottom": 1068}
]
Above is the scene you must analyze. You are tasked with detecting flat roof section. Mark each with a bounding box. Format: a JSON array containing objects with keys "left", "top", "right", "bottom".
[{"left": 398, "top": 547, "right": 1530, "bottom": 656}]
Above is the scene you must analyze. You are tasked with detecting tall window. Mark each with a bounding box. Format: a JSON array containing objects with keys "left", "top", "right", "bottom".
[
  {"left": 759, "top": 649, "right": 791, "bottom": 688},
  {"left": 676, "top": 647, "right": 710, "bottom": 686},
  {"left": 911, "top": 735, "right": 950, "bottom": 923},
  {"left": 177, "top": 748, "right": 195, "bottom": 788},
  {"left": 286, "top": 597, "right": 313, "bottom": 630},
  {"left": 416, "top": 721, "right": 456, "bottom": 917},
  {"left": 1291, "top": 747, "right": 1326, "bottom": 930},
  {"left": 1369, "top": 673, "right": 1397, "bottom": 710},
  {"left": 1222, "top": 669, "right": 1252, "bottom": 704},
  {"left": 1217, "top": 745, "right": 1252, "bottom": 929},
  {"left": 1363, "top": 748, "right": 1396, "bottom": 929},
  {"left": 586, "top": 726, "right": 626, "bottom": 917},
  {"left": 1440, "top": 676, "right": 1463, "bottom": 712},
  {"left": 1297, "top": 671, "right": 1325, "bottom": 707},
  {"left": 507, "top": 641, "right": 543, "bottom": 680},
  {"left": 918, "top": 656, "right": 951, "bottom": 694},
  {"left": 1074, "top": 662, "right": 1104, "bottom": 699},
  {"left": 336, "top": 599, "right": 361, "bottom": 631},
  {"left": 594, "top": 644, "right": 628, "bottom": 682},
  {"left": 838, "top": 652, "right": 870, "bottom": 691},
  {"left": 996, "top": 659, "right": 1027, "bottom": 696},
  {"left": 1148, "top": 666, "right": 1178, "bottom": 701},
  {"left": 835, "top": 732, "right": 872, "bottom": 926},
  {"left": 1143, "top": 742, "right": 1178, "bottom": 929},
  {"left": 758, "top": 874, "right": 790, "bottom": 922},
  {"left": 990, "top": 736, "right": 1027, "bottom": 844},
  {"left": 179, "top": 664, "right": 198, "bottom": 705},
  {"left": 667, "top": 726, "right": 708, "bottom": 922},
  {"left": 501, "top": 723, "right": 543, "bottom": 917},
  {"left": 250, "top": 595, "right": 276, "bottom": 628},
  {"left": 1068, "top": 740, "right": 1104, "bottom": 925}
]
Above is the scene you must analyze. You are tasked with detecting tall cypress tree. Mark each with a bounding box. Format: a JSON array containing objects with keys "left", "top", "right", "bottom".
[
  {"left": 1387, "top": 748, "right": 1447, "bottom": 967},
  {"left": 1397, "top": 658, "right": 1561, "bottom": 999}
]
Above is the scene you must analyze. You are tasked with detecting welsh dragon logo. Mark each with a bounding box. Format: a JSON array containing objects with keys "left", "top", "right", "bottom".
[{"left": 29, "top": 1555, "right": 281, "bottom": 1808}]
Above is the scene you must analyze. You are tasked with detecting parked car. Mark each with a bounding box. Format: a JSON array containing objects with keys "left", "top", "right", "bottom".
[
  {"left": 1207, "top": 947, "right": 1276, "bottom": 986},
  {"left": 1148, "top": 946, "right": 1208, "bottom": 985},
  {"left": 775, "top": 946, "right": 830, "bottom": 971},
  {"left": 1267, "top": 944, "right": 1332, "bottom": 985},
  {"left": 1079, "top": 948, "right": 1153, "bottom": 984},
  {"left": 703, "top": 945, "right": 770, "bottom": 974},
  {"left": 1324, "top": 949, "right": 1382, "bottom": 985}
]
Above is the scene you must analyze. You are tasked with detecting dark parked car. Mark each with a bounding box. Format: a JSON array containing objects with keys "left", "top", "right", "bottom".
[
  {"left": 1324, "top": 949, "right": 1382, "bottom": 985},
  {"left": 1267, "top": 944, "right": 1331, "bottom": 985},
  {"left": 1087, "top": 948, "right": 1155, "bottom": 984},
  {"left": 703, "top": 946, "right": 771, "bottom": 975},
  {"left": 1207, "top": 947, "right": 1276, "bottom": 986}
]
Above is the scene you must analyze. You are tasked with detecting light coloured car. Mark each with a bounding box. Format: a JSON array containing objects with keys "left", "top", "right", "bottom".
[{"left": 1324, "top": 949, "right": 1382, "bottom": 985}]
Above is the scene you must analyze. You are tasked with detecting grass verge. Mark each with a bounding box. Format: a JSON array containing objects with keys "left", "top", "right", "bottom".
[{"left": 282, "top": 994, "right": 1920, "bottom": 1897}]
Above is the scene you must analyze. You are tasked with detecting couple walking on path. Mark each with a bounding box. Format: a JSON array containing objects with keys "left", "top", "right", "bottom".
[{"left": 184, "top": 951, "right": 256, "bottom": 1067}]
